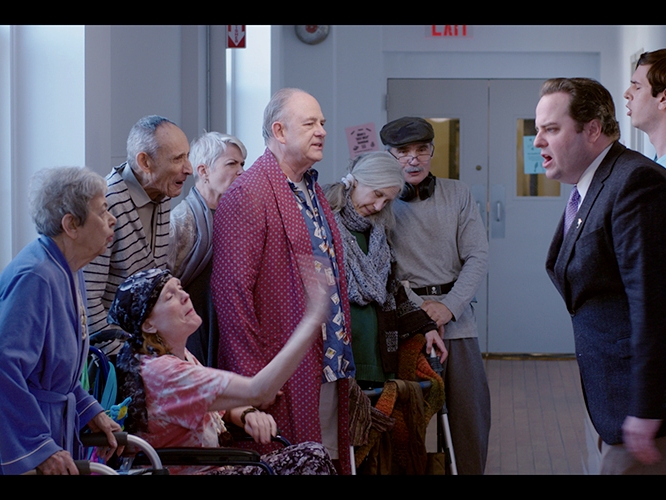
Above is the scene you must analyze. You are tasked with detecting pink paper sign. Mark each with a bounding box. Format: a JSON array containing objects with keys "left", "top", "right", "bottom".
[{"left": 346, "top": 123, "right": 380, "bottom": 158}]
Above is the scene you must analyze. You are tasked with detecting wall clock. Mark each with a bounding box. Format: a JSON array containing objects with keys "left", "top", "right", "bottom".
[{"left": 295, "top": 25, "right": 330, "bottom": 45}]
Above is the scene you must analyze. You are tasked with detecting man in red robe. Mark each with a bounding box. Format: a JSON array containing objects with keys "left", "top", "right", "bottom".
[{"left": 211, "top": 88, "right": 355, "bottom": 474}]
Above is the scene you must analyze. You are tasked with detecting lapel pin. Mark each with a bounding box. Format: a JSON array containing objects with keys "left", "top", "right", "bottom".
[{"left": 576, "top": 218, "right": 582, "bottom": 229}]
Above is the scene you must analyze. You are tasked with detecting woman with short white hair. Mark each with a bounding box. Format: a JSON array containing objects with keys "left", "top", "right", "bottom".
[{"left": 168, "top": 131, "right": 247, "bottom": 366}]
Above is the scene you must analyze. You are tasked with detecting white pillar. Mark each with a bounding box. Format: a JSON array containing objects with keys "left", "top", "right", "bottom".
[{"left": 0, "top": 25, "right": 85, "bottom": 269}]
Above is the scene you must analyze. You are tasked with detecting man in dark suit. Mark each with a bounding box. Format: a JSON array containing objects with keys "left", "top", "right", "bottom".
[{"left": 536, "top": 77, "right": 666, "bottom": 474}]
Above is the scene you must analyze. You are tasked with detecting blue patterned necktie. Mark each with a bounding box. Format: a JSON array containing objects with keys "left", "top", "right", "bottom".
[{"left": 564, "top": 185, "right": 580, "bottom": 235}]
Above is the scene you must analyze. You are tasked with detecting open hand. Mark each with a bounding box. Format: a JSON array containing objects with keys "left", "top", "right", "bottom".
[{"left": 300, "top": 256, "right": 332, "bottom": 326}]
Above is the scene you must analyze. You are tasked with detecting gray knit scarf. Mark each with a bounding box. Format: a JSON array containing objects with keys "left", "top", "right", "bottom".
[{"left": 335, "top": 191, "right": 396, "bottom": 311}]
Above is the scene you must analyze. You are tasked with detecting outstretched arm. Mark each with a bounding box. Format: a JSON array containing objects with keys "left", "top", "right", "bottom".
[{"left": 209, "top": 268, "right": 327, "bottom": 411}]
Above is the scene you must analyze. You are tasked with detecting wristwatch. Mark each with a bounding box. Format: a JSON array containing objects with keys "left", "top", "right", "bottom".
[{"left": 240, "top": 407, "right": 258, "bottom": 425}]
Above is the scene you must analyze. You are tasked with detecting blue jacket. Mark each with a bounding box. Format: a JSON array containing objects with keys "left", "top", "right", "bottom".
[{"left": 0, "top": 236, "right": 102, "bottom": 474}]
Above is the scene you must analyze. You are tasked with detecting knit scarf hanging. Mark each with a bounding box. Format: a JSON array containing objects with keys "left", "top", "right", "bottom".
[{"left": 335, "top": 192, "right": 395, "bottom": 312}]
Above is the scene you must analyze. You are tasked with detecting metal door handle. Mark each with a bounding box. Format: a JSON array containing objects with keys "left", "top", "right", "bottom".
[{"left": 490, "top": 184, "right": 505, "bottom": 239}]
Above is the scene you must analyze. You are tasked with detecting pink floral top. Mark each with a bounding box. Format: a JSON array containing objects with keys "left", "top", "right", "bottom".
[{"left": 139, "top": 350, "right": 233, "bottom": 474}]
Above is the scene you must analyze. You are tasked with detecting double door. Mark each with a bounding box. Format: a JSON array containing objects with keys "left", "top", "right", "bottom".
[{"left": 387, "top": 79, "right": 574, "bottom": 353}]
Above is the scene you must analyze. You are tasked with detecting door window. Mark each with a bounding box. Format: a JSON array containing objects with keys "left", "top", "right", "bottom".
[
  {"left": 428, "top": 118, "right": 460, "bottom": 180},
  {"left": 516, "top": 118, "right": 560, "bottom": 197}
]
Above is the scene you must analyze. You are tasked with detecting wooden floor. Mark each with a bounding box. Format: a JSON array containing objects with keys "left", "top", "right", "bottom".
[
  {"left": 425, "top": 356, "right": 598, "bottom": 474},
  {"left": 483, "top": 357, "right": 594, "bottom": 475}
]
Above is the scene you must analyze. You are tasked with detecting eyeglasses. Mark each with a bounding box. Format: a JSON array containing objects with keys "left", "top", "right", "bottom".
[{"left": 390, "top": 144, "right": 434, "bottom": 165}]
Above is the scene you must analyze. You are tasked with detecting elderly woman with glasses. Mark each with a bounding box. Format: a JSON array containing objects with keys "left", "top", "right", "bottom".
[{"left": 0, "top": 166, "right": 121, "bottom": 475}]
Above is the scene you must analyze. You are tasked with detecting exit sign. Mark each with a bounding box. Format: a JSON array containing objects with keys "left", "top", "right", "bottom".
[
  {"left": 428, "top": 25, "right": 471, "bottom": 38},
  {"left": 228, "top": 25, "right": 246, "bottom": 48}
]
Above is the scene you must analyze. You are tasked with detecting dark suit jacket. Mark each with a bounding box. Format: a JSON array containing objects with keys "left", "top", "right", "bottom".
[{"left": 546, "top": 141, "right": 666, "bottom": 445}]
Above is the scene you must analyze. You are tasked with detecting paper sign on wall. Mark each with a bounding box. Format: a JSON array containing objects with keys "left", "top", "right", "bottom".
[
  {"left": 523, "top": 135, "right": 545, "bottom": 174},
  {"left": 346, "top": 123, "right": 380, "bottom": 159}
]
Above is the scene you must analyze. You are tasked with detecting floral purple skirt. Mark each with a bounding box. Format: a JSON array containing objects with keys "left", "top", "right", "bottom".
[{"left": 199, "top": 441, "right": 337, "bottom": 475}]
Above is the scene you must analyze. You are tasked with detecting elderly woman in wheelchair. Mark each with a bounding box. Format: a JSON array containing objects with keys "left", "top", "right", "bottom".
[{"left": 107, "top": 267, "right": 336, "bottom": 475}]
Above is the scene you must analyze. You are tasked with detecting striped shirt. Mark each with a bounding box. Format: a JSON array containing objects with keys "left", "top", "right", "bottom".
[{"left": 84, "top": 163, "right": 171, "bottom": 335}]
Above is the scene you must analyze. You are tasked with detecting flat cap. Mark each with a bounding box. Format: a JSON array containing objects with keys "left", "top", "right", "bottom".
[{"left": 380, "top": 117, "right": 434, "bottom": 147}]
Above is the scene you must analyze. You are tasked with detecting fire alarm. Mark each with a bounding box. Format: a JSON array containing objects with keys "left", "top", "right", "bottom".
[{"left": 295, "top": 25, "right": 330, "bottom": 45}]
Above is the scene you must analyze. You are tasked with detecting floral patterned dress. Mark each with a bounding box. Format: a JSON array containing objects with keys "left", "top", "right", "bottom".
[{"left": 138, "top": 350, "right": 336, "bottom": 475}]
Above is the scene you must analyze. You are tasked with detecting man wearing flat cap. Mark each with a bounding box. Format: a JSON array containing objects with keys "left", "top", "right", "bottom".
[{"left": 380, "top": 116, "right": 490, "bottom": 475}]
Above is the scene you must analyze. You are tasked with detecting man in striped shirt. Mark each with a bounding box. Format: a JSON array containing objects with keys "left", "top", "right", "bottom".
[{"left": 84, "top": 115, "right": 192, "bottom": 354}]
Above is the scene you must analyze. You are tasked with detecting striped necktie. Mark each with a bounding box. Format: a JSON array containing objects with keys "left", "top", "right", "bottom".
[{"left": 564, "top": 185, "right": 580, "bottom": 235}]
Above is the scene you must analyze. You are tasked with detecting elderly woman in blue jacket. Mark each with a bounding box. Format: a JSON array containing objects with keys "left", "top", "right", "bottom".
[{"left": 0, "top": 166, "right": 121, "bottom": 475}]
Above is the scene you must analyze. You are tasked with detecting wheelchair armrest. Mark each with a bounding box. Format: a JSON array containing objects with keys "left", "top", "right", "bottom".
[
  {"left": 134, "top": 447, "right": 261, "bottom": 466},
  {"left": 133, "top": 447, "right": 275, "bottom": 474}
]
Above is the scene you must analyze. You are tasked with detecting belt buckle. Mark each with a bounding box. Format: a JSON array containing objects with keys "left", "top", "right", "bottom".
[{"left": 430, "top": 285, "right": 439, "bottom": 295}]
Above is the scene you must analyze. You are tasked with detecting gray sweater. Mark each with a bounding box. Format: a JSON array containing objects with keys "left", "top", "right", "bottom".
[{"left": 390, "top": 178, "right": 488, "bottom": 340}]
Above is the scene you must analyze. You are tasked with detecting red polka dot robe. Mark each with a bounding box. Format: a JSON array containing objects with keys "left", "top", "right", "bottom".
[{"left": 211, "top": 148, "right": 353, "bottom": 474}]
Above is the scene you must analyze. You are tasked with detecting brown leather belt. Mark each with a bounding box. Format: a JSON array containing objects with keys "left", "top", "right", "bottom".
[{"left": 411, "top": 281, "right": 455, "bottom": 296}]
